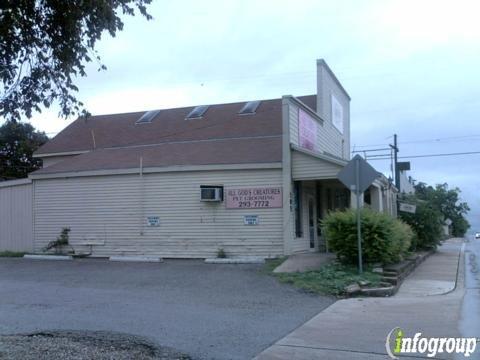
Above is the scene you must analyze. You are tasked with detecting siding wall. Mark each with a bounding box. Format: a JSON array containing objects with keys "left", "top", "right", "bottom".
[
  {"left": 0, "top": 180, "right": 33, "bottom": 252},
  {"left": 287, "top": 98, "right": 348, "bottom": 160},
  {"left": 316, "top": 61, "right": 351, "bottom": 159},
  {"left": 33, "top": 168, "right": 284, "bottom": 258},
  {"left": 291, "top": 150, "right": 343, "bottom": 180}
]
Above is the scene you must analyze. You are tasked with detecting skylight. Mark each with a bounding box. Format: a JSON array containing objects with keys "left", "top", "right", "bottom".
[
  {"left": 238, "top": 100, "right": 261, "bottom": 115},
  {"left": 186, "top": 105, "right": 209, "bottom": 119},
  {"left": 136, "top": 110, "right": 160, "bottom": 124}
]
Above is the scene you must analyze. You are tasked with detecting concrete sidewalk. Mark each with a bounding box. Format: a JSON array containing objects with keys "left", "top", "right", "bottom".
[{"left": 255, "top": 239, "right": 465, "bottom": 359}]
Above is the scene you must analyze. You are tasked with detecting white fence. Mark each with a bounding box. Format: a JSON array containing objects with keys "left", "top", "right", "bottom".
[{"left": 0, "top": 179, "right": 33, "bottom": 252}]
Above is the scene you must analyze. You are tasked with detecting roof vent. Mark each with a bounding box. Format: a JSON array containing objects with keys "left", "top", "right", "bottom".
[
  {"left": 136, "top": 110, "right": 160, "bottom": 124},
  {"left": 238, "top": 100, "right": 261, "bottom": 115},
  {"left": 186, "top": 105, "right": 209, "bottom": 119}
]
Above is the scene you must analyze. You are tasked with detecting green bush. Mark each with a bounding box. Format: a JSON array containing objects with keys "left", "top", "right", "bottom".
[
  {"left": 399, "top": 198, "right": 443, "bottom": 250},
  {"left": 322, "top": 209, "right": 413, "bottom": 265}
]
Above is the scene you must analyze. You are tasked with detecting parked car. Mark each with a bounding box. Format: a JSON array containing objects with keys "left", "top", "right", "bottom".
[{"left": 475, "top": 233, "right": 480, "bottom": 239}]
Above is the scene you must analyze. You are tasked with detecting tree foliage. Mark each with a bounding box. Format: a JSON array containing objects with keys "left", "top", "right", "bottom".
[
  {"left": 399, "top": 182, "right": 470, "bottom": 245},
  {"left": 398, "top": 194, "right": 444, "bottom": 250},
  {"left": 0, "top": 1, "right": 152, "bottom": 122},
  {"left": 414, "top": 182, "right": 470, "bottom": 237},
  {"left": 0, "top": 121, "right": 48, "bottom": 179}
]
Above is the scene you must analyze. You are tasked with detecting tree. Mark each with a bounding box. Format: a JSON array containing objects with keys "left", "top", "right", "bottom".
[
  {"left": 0, "top": 121, "right": 48, "bottom": 179},
  {"left": 0, "top": 1, "right": 152, "bottom": 122},
  {"left": 414, "top": 182, "right": 470, "bottom": 237},
  {"left": 399, "top": 194, "right": 444, "bottom": 250}
]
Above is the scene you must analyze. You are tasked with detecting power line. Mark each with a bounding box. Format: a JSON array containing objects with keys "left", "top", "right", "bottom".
[
  {"left": 353, "top": 134, "right": 480, "bottom": 149},
  {"left": 367, "top": 150, "right": 480, "bottom": 161}
]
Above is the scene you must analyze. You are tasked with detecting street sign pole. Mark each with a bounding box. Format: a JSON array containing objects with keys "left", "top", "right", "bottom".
[
  {"left": 355, "top": 157, "right": 363, "bottom": 274},
  {"left": 338, "top": 154, "right": 378, "bottom": 275}
]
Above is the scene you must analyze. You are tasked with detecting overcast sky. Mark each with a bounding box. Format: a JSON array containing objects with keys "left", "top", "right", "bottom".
[{"left": 21, "top": 0, "right": 480, "bottom": 232}]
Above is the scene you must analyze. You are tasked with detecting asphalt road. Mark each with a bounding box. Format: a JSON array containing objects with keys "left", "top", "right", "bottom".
[
  {"left": 460, "top": 236, "right": 480, "bottom": 343},
  {"left": 0, "top": 258, "right": 334, "bottom": 360}
]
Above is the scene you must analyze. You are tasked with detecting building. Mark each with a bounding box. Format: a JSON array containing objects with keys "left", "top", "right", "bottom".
[{"left": 0, "top": 60, "right": 397, "bottom": 258}]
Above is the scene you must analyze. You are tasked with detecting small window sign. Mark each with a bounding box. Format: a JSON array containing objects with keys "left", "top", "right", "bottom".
[
  {"left": 244, "top": 215, "right": 259, "bottom": 226},
  {"left": 147, "top": 216, "right": 160, "bottom": 227}
]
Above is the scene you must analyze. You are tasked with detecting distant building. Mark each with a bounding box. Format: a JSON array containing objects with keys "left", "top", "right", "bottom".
[{"left": 398, "top": 161, "right": 415, "bottom": 194}]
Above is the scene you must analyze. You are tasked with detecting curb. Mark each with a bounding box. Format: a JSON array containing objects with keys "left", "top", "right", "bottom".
[
  {"left": 354, "top": 250, "right": 435, "bottom": 297},
  {"left": 205, "top": 257, "right": 265, "bottom": 264},
  {"left": 23, "top": 254, "right": 73, "bottom": 261},
  {"left": 109, "top": 256, "right": 163, "bottom": 263}
]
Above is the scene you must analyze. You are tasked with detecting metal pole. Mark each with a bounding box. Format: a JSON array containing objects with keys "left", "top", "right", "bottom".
[
  {"left": 394, "top": 134, "right": 400, "bottom": 191},
  {"left": 355, "top": 157, "right": 363, "bottom": 274}
]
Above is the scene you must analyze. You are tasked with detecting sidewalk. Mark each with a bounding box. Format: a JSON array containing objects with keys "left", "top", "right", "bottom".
[{"left": 255, "top": 239, "right": 464, "bottom": 359}]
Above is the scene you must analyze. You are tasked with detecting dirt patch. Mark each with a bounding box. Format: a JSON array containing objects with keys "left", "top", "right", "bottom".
[{"left": 0, "top": 330, "right": 191, "bottom": 360}]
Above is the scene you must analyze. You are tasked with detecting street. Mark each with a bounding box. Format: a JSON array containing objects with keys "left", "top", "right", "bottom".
[
  {"left": 460, "top": 237, "right": 480, "bottom": 342},
  {"left": 257, "top": 238, "right": 475, "bottom": 359}
]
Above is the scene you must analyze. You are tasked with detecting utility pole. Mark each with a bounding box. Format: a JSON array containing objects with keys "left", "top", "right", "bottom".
[{"left": 390, "top": 134, "right": 400, "bottom": 192}]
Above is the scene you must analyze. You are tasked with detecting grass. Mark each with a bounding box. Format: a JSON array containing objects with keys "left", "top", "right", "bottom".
[
  {"left": 265, "top": 257, "right": 382, "bottom": 297},
  {"left": 0, "top": 251, "right": 25, "bottom": 257}
]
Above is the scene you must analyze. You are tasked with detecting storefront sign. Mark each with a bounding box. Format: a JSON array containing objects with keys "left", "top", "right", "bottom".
[
  {"left": 331, "top": 94, "right": 344, "bottom": 134},
  {"left": 298, "top": 109, "right": 317, "bottom": 151},
  {"left": 244, "top": 215, "right": 259, "bottom": 225},
  {"left": 146, "top": 216, "right": 160, "bottom": 227},
  {"left": 226, "top": 187, "right": 282, "bottom": 209}
]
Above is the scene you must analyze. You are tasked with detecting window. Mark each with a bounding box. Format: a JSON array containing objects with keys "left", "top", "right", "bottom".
[
  {"left": 294, "top": 182, "right": 303, "bottom": 237},
  {"left": 136, "top": 110, "right": 160, "bottom": 124},
  {"left": 186, "top": 105, "right": 209, "bottom": 119},
  {"left": 238, "top": 100, "right": 261, "bottom": 115}
]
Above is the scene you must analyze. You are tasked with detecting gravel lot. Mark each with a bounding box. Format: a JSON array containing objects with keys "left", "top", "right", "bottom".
[
  {"left": 0, "top": 258, "right": 334, "bottom": 359},
  {"left": 0, "top": 330, "right": 189, "bottom": 360}
]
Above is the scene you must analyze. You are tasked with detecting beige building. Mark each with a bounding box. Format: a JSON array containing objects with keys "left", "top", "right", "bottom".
[{"left": 1, "top": 59, "right": 398, "bottom": 258}]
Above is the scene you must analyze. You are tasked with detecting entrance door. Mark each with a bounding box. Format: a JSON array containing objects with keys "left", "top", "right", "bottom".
[{"left": 307, "top": 195, "right": 316, "bottom": 249}]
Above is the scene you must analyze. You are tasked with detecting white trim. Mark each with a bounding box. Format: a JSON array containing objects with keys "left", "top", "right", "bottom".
[
  {"left": 291, "top": 144, "right": 347, "bottom": 167},
  {"left": 29, "top": 162, "right": 283, "bottom": 180},
  {"left": 283, "top": 95, "right": 324, "bottom": 124},
  {"left": 281, "top": 98, "right": 294, "bottom": 256},
  {"left": 33, "top": 150, "right": 90, "bottom": 158},
  {"left": 0, "top": 178, "right": 32, "bottom": 188},
  {"left": 317, "top": 59, "right": 351, "bottom": 100}
]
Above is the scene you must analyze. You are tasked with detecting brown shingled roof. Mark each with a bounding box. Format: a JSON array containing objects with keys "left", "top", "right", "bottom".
[
  {"left": 33, "top": 136, "right": 282, "bottom": 175},
  {"left": 34, "top": 95, "right": 316, "bottom": 174}
]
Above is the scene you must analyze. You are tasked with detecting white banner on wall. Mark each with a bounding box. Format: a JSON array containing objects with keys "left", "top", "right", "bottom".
[{"left": 331, "top": 94, "right": 344, "bottom": 134}]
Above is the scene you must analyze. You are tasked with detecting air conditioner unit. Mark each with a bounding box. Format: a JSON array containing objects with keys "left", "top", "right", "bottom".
[{"left": 200, "top": 186, "right": 223, "bottom": 202}]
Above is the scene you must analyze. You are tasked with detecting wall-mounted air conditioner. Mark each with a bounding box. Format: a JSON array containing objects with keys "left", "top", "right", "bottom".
[{"left": 200, "top": 186, "right": 223, "bottom": 202}]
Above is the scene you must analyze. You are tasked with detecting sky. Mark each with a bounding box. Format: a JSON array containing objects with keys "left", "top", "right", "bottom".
[{"left": 18, "top": 0, "right": 480, "bottom": 231}]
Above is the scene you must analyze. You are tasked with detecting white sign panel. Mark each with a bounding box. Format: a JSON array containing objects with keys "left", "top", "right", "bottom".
[
  {"left": 399, "top": 203, "right": 416, "bottom": 214},
  {"left": 226, "top": 187, "right": 282, "bottom": 209},
  {"left": 244, "top": 215, "right": 259, "bottom": 226},
  {"left": 331, "top": 94, "right": 344, "bottom": 134},
  {"left": 147, "top": 216, "right": 160, "bottom": 227}
]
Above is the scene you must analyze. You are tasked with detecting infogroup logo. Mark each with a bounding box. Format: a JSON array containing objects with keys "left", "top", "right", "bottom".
[{"left": 385, "top": 327, "right": 478, "bottom": 359}]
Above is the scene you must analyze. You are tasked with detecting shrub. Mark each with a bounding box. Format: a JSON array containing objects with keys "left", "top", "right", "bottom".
[
  {"left": 216, "top": 248, "right": 226, "bottom": 258},
  {"left": 322, "top": 209, "right": 413, "bottom": 265},
  {"left": 43, "top": 227, "right": 71, "bottom": 254}
]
